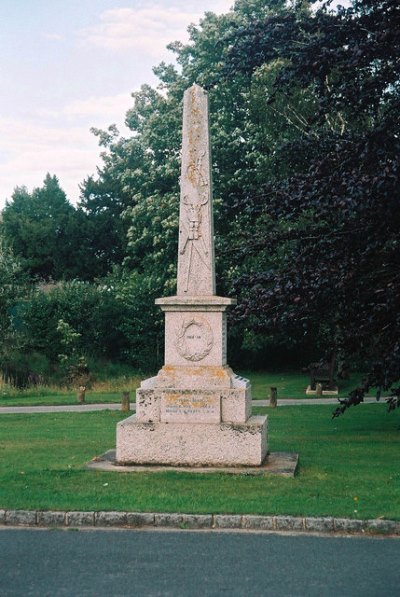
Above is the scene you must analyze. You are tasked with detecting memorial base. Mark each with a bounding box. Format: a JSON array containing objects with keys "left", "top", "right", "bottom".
[
  {"left": 116, "top": 415, "right": 268, "bottom": 466},
  {"left": 116, "top": 365, "right": 268, "bottom": 467}
]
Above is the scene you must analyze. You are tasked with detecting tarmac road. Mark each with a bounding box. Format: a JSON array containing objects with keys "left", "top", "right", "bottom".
[{"left": 0, "top": 528, "right": 399, "bottom": 597}]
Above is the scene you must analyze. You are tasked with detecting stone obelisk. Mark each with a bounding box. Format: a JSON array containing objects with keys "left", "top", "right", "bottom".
[
  {"left": 116, "top": 84, "right": 267, "bottom": 466},
  {"left": 177, "top": 83, "right": 215, "bottom": 297}
]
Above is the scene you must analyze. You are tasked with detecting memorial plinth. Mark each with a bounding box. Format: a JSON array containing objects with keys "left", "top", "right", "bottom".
[{"left": 116, "top": 84, "right": 268, "bottom": 466}]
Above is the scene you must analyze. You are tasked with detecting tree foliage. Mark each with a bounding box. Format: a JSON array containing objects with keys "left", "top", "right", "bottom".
[
  {"left": 1, "top": 175, "right": 79, "bottom": 281},
  {"left": 77, "top": 0, "right": 316, "bottom": 313},
  {"left": 220, "top": 0, "right": 400, "bottom": 412},
  {"left": 2, "top": 0, "right": 399, "bottom": 407}
]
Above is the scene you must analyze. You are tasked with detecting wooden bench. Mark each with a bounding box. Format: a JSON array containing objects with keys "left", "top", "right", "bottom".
[{"left": 309, "top": 356, "right": 336, "bottom": 391}]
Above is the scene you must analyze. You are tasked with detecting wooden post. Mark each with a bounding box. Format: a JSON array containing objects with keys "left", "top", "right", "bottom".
[
  {"left": 121, "top": 391, "right": 130, "bottom": 412},
  {"left": 269, "top": 387, "right": 277, "bottom": 408},
  {"left": 316, "top": 382, "right": 323, "bottom": 398},
  {"left": 77, "top": 385, "right": 86, "bottom": 403}
]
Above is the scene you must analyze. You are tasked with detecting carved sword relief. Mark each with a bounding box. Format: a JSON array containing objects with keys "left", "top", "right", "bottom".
[{"left": 180, "top": 149, "right": 211, "bottom": 293}]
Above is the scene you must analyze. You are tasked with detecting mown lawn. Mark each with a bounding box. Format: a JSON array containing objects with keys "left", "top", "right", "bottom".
[{"left": 0, "top": 404, "right": 398, "bottom": 519}]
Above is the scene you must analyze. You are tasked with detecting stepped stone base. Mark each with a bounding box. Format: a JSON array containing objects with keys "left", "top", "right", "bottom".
[
  {"left": 116, "top": 415, "right": 268, "bottom": 466},
  {"left": 116, "top": 365, "right": 268, "bottom": 467}
]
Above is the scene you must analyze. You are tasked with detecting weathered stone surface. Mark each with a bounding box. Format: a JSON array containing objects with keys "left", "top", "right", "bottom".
[
  {"left": 152, "top": 365, "right": 237, "bottom": 390},
  {"left": 242, "top": 515, "right": 275, "bottom": 531},
  {"left": 275, "top": 516, "right": 304, "bottom": 531},
  {"left": 126, "top": 512, "right": 155, "bottom": 527},
  {"left": 66, "top": 511, "right": 95, "bottom": 527},
  {"left": 213, "top": 515, "right": 242, "bottom": 529},
  {"left": 116, "top": 416, "right": 267, "bottom": 466},
  {"left": 136, "top": 389, "right": 161, "bottom": 422},
  {"left": 1, "top": 508, "right": 399, "bottom": 535},
  {"left": 37, "top": 511, "right": 66, "bottom": 526},
  {"left": 154, "top": 514, "right": 184, "bottom": 527},
  {"left": 6, "top": 510, "right": 37, "bottom": 526},
  {"left": 88, "top": 449, "right": 298, "bottom": 477},
  {"left": 334, "top": 518, "right": 366, "bottom": 533},
  {"left": 305, "top": 517, "right": 334, "bottom": 532},
  {"left": 154, "top": 513, "right": 211, "bottom": 529},
  {"left": 160, "top": 307, "right": 230, "bottom": 367},
  {"left": 181, "top": 514, "right": 213, "bottom": 529},
  {"left": 115, "top": 83, "right": 267, "bottom": 468},
  {"left": 177, "top": 84, "right": 215, "bottom": 297},
  {"left": 95, "top": 512, "right": 128, "bottom": 527},
  {"left": 160, "top": 391, "right": 221, "bottom": 424},
  {"left": 364, "top": 519, "right": 400, "bottom": 534},
  {"left": 221, "top": 385, "right": 252, "bottom": 424}
]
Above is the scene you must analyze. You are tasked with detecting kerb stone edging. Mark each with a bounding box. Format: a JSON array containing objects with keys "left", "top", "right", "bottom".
[{"left": 0, "top": 510, "right": 399, "bottom": 536}]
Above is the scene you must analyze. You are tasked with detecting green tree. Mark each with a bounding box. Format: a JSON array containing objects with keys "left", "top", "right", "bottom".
[
  {"left": 81, "top": 0, "right": 309, "bottom": 300},
  {"left": 221, "top": 0, "right": 400, "bottom": 411},
  {"left": 2, "top": 175, "right": 78, "bottom": 281},
  {"left": 0, "top": 241, "right": 36, "bottom": 387}
]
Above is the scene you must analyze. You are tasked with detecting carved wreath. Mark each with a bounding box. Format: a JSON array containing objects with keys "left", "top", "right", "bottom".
[{"left": 175, "top": 316, "right": 214, "bottom": 362}]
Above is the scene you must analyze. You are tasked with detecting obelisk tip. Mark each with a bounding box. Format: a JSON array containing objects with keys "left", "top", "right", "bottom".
[{"left": 187, "top": 82, "right": 207, "bottom": 95}]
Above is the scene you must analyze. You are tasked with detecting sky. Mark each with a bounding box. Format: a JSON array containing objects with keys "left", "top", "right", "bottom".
[{"left": 0, "top": 0, "right": 234, "bottom": 208}]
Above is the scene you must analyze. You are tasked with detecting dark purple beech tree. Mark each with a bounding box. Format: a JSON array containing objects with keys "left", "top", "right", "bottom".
[{"left": 220, "top": 0, "right": 400, "bottom": 414}]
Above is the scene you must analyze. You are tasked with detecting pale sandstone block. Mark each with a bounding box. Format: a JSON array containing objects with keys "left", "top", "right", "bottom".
[
  {"left": 136, "top": 389, "right": 161, "bottom": 422},
  {"left": 221, "top": 387, "right": 251, "bottom": 424},
  {"left": 154, "top": 364, "right": 236, "bottom": 390},
  {"left": 163, "top": 310, "right": 226, "bottom": 367},
  {"left": 116, "top": 415, "right": 267, "bottom": 466},
  {"left": 160, "top": 391, "right": 221, "bottom": 424}
]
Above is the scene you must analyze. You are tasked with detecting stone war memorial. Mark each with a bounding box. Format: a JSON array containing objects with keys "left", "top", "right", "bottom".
[{"left": 116, "top": 84, "right": 268, "bottom": 467}]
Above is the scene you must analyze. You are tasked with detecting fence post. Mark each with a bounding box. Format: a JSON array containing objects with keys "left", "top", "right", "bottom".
[
  {"left": 269, "top": 387, "right": 278, "bottom": 408},
  {"left": 77, "top": 386, "right": 86, "bottom": 403},
  {"left": 121, "top": 391, "right": 130, "bottom": 412}
]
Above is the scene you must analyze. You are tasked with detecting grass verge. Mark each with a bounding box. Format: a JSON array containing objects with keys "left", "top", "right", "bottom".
[{"left": 0, "top": 404, "right": 398, "bottom": 519}]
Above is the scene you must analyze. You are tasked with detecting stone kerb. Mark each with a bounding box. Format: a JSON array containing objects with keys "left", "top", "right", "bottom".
[{"left": 0, "top": 509, "right": 399, "bottom": 536}]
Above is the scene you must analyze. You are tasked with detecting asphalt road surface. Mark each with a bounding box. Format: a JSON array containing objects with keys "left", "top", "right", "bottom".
[{"left": 0, "top": 528, "right": 399, "bottom": 596}]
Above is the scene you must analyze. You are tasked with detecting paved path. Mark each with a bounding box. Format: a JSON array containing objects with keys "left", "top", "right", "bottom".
[
  {"left": 0, "top": 396, "right": 380, "bottom": 414},
  {"left": 0, "top": 528, "right": 398, "bottom": 596}
]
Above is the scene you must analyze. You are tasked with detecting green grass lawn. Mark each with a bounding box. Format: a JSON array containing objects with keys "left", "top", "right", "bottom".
[
  {"left": 0, "top": 404, "right": 398, "bottom": 519},
  {"left": 243, "top": 370, "right": 368, "bottom": 400},
  {"left": 0, "top": 370, "right": 378, "bottom": 407},
  {"left": 0, "top": 378, "right": 142, "bottom": 407}
]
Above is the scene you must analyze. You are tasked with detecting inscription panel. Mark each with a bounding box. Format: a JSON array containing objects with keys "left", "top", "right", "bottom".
[{"left": 161, "top": 392, "right": 221, "bottom": 424}]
